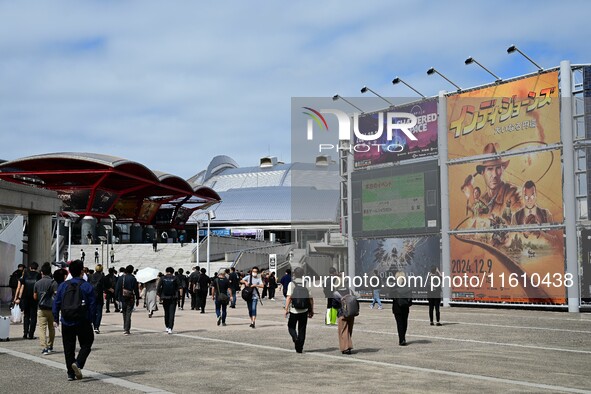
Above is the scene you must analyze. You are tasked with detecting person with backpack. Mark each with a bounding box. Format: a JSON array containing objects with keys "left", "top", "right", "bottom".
[
  {"left": 14, "top": 262, "right": 41, "bottom": 339},
  {"left": 392, "top": 271, "right": 413, "bottom": 346},
  {"left": 34, "top": 262, "right": 58, "bottom": 355},
  {"left": 211, "top": 270, "right": 232, "bottom": 326},
  {"left": 52, "top": 259, "right": 96, "bottom": 381},
  {"left": 240, "top": 266, "right": 264, "bottom": 328},
  {"left": 284, "top": 267, "right": 313, "bottom": 353},
  {"left": 157, "top": 267, "right": 180, "bottom": 334},
  {"left": 115, "top": 265, "right": 140, "bottom": 335},
  {"left": 332, "top": 280, "right": 359, "bottom": 355},
  {"left": 89, "top": 264, "right": 110, "bottom": 334}
]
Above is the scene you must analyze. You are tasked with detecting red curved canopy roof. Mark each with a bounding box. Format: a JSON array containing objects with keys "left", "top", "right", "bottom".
[{"left": 0, "top": 152, "right": 220, "bottom": 226}]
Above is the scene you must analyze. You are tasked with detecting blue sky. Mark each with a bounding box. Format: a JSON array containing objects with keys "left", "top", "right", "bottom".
[{"left": 0, "top": 0, "right": 589, "bottom": 178}]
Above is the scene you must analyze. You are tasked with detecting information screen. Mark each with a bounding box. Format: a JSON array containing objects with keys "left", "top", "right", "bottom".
[{"left": 362, "top": 173, "right": 425, "bottom": 231}]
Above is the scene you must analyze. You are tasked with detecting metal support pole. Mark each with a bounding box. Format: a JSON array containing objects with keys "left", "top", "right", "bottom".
[
  {"left": 438, "top": 90, "right": 452, "bottom": 307},
  {"left": 346, "top": 119, "right": 355, "bottom": 287},
  {"left": 67, "top": 219, "right": 72, "bottom": 262},
  {"left": 560, "top": 60, "right": 580, "bottom": 312},
  {"left": 206, "top": 217, "right": 211, "bottom": 275},
  {"left": 55, "top": 216, "right": 60, "bottom": 262},
  {"left": 196, "top": 221, "right": 200, "bottom": 267}
]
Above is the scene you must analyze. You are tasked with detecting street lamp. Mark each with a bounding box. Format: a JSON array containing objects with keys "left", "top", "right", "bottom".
[
  {"left": 206, "top": 210, "right": 216, "bottom": 275},
  {"left": 426, "top": 67, "right": 462, "bottom": 92},
  {"left": 465, "top": 56, "right": 502, "bottom": 82},
  {"left": 360, "top": 86, "right": 393, "bottom": 106},
  {"left": 506, "top": 44, "right": 543, "bottom": 72},
  {"left": 332, "top": 94, "right": 364, "bottom": 112},
  {"left": 391, "top": 77, "right": 425, "bottom": 98}
]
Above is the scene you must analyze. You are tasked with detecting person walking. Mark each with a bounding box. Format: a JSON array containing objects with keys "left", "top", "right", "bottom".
[
  {"left": 157, "top": 267, "right": 180, "bottom": 334},
  {"left": 144, "top": 278, "right": 158, "bottom": 317},
  {"left": 115, "top": 265, "right": 139, "bottom": 335},
  {"left": 332, "top": 281, "right": 356, "bottom": 355},
  {"left": 197, "top": 268, "right": 211, "bottom": 313},
  {"left": 34, "top": 263, "right": 57, "bottom": 355},
  {"left": 228, "top": 267, "right": 240, "bottom": 308},
  {"left": 89, "top": 265, "right": 109, "bottom": 334},
  {"left": 80, "top": 249, "right": 85, "bottom": 263},
  {"left": 370, "top": 270, "right": 383, "bottom": 310},
  {"left": 152, "top": 238, "right": 158, "bottom": 252},
  {"left": 241, "top": 266, "right": 264, "bottom": 328},
  {"left": 176, "top": 268, "right": 187, "bottom": 310},
  {"left": 323, "top": 267, "right": 338, "bottom": 326},
  {"left": 427, "top": 266, "right": 442, "bottom": 326},
  {"left": 261, "top": 272, "right": 269, "bottom": 299},
  {"left": 279, "top": 269, "right": 292, "bottom": 301},
  {"left": 14, "top": 262, "right": 41, "bottom": 339},
  {"left": 284, "top": 267, "right": 313, "bottom": 353},
  {"left": 392, "top": 271, "right": 413, "bottom": 346},
  {"left": 110, "top": 247, "right": 115, "bottom": 264},
  {"left": 188, "top": 266, "right": 200, "bottom": 310},
  {"left": 104, "top": 267, "right": 119, "bottom": 313},
  {"left": 211, "top": 270, "right": 232, "bottom": 326},
  {"left": 268, "top": 271, "right": 277, "bottom": 301},
  {"left": 9, "top": 264, "right": 25, "bottom": 304},
  {"left": 52, "top": 259, "right": 96, "bottom": 381},
  {"left": 94, "top": 248, "right": 99, "bottom": 264}
]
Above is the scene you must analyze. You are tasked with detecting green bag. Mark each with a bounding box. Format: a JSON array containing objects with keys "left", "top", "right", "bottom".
[{"left": 325, "top": 307, "right": 338, "bottom": 325}]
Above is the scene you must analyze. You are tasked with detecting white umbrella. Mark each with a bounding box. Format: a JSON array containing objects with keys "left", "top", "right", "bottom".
[{"left": 135, "top": 267, "right": 160, "bottom": 283}]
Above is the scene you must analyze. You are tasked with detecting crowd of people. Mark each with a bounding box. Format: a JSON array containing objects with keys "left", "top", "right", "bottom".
[{"left": 8, "top": 260, "right": 443, "bottom": 381}]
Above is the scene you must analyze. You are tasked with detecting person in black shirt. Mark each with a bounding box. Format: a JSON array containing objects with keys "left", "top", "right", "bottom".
[
  {"left": 268, "top": 272, "right": 277, "bottom": 301},
  {"left": 15, "top": 262, "right": 41, "bottom": 339},
  {"left": 211, "top": 271, "right": 232, "bottom": 326},
  {"left": 197, "top": 268, "right": 210, "bottom": 313},
  {"left": 157, "top": 267, "right": 180, "bottom": 334},
  {"left": 188, "top": 266, "right": 200, "bottom": 310},
  {"left": 228, "top": 267, "right": 240, "bottom": 308},
  {"left": 9, "top": 264, "right": 25, "bottom": 304},
  {"left": 176, "top": 268, "right": 187, "bottom": 310},
  {"left": 115, "top": 265, "right": 139, "bottom": 335}
]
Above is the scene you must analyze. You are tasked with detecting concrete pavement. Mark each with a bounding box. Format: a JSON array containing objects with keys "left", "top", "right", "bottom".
[{"left": 1, "top": 298, "right": 591, "bottom": 393}]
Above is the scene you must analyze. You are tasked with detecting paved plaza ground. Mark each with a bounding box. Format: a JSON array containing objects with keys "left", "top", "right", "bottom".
[{"left": 1, "top": 298, "right": 591, "bottom": 393}]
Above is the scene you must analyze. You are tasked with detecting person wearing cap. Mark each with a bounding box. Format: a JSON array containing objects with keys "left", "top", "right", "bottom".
[{"left": 475, "top": 143, "right": 520, "bottom": 218}]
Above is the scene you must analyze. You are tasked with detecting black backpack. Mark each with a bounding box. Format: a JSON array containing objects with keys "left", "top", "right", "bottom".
[
  {"left": 61, "top": 281, "right": 87, "bottom": 321},
  {"left": 161, "top": 276, "right": 176, "bottom": 298},
  {"left": 291, "top": 283, "right": 310, "bottom": 309},
  {"left": 24, "top": 273, "right": 38, "bottom": 300}
]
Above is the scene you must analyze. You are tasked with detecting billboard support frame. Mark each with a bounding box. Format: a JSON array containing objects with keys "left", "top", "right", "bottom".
[
  {"left": 560, "top": 60, "right": 580, "bottom": 312},
  {"left": 438, "top": 90, "right": 452, "bottom": 307}
]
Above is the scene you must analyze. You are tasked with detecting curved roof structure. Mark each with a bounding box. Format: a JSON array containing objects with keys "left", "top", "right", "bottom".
[
  {"left": 188, "top": 155, "right": 340, "bottom": 226},
  {"left": 0, "top": 152, "right": 220, "bottom": 226}
]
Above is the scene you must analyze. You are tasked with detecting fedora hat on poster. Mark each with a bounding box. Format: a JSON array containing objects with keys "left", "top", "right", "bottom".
[{"left": 475, "top": 143, "right": 510, "bottom": 174}]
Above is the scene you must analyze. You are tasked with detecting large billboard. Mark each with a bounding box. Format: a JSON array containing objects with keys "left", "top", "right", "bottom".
[
  {"left": 355, "top": 235, "right": 440, "bottom": 298},
  {"left": 352, "top": 161, "right": 440, "bottom": 237},
  {"left": 354, "top": 99, "right": 438, "bottom": 168},
  {"left": 449, "top": 149, "right": 564, "bottom": 230},
  {"left": 450, "top": 229, "right": 566, "bottom": 304},
  {"left": 447, "top": 71, "right": 560, "bottom": 160}
]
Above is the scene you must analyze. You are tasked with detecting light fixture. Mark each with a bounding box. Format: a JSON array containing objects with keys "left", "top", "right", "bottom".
[
  {"left": 360, "top": 86, "right": 393, "bottom": 106},
  {"left": 465, "top": 56, "right": 502, "bottom": 82},
  {"left": 332, "top": 94, "right": 364, "bottom": 112},
  {"left": 391, "top": 77, "right": 425, "bottom": 98},
  {"left": 426, "top": 67, "right": 461, "bottom": 91},
  {"left": 507, "top": 44, "right": 543, "bottom": 72}
]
